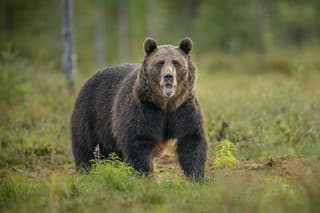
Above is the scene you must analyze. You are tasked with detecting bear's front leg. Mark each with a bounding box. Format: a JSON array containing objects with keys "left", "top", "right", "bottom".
[
  {"left": 177, "top": 129, "right": 207, "bottom": 181},
  {"left": 122, "top": 139, "right": 155, "bottom": 175}
]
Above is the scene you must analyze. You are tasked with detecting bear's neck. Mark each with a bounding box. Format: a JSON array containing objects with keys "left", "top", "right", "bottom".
[{"left": 135, "top": 67, "right": 194, "bottom": 112}]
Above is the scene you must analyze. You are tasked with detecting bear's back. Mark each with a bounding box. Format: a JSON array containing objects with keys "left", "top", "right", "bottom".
[
  {"left": 71, "top": 63, "right": 140, "bottom": 143},
  {"left": 94, "top": 63, "right": 140, "bottom": 111}
]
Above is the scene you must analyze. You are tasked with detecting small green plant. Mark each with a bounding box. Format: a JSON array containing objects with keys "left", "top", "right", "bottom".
[
  {"left": 214, "top": 139, "right": 238, "bottom": 169},
  {"left": 88, "top": 153, "right": 140, "bottom": 192},
  {"left": 90, "top": 152, "right": 137, "bottom": 175}
]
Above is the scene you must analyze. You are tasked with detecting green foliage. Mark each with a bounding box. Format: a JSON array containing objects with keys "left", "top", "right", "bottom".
[
  {"left": 200, "top": 58, "right": 320, "bottom": 158},
  {"left": 0, "top": 177, "right": 31, "bottom": 205},
  {"left": 89, "top": 154, "right": 140, "bottom": 192},
  {"left": 1, "top": 0, "right": 320, "bottom": 65},
  {"left": 0, "top": 54, "right": 72, "bottom": 170},
  {"left": 0, "top": 47, "right": 31, "bottom": 104},
  {"left": 195, "top": 0, "right": 256, "bottom": 51},
  {"left": 1, "top": 163, "right": 320, "bottom": 212},
  {"left": 214, "top": 140, "right": 238, "bottom": 168}
]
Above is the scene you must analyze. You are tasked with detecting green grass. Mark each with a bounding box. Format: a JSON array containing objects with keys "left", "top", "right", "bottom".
[
  {"left": 1, "top": 160, "right": 320, "bottom": 212},
  {"left": 1, "top": 50, "right": 320, "bottom": 212}
]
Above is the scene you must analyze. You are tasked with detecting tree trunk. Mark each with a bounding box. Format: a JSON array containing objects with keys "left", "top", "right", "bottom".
[
  {"left": 118, "top": 0, "right": 129, "bottom": 63},
  {"left": 256, "top": 0, "right": 266, "bottom": 59},
  {"left": 185, "top": 0, "right": 198, "bottom": 36},
  {"left": 4, "top": 3, "right": 13, "bottom": 34},
  {"left": 95, "top": 0, "right": 106, "bottom": 68},
  {"left": 147, "top": 0, "right": 155, "bottom": 37},
  {"left": 62, "top": 0, "right": 76, "bottom": 93}
]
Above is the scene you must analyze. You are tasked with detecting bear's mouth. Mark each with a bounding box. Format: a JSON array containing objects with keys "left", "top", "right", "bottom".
[{"left": 162, "top": 83, "right": 176, "bottom": 97}]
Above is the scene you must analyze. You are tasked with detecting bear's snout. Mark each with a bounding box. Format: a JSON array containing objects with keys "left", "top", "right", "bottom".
[
  {"left": 160, "top": 70, "right": 177, "bottom": 98},
  {"left": 163, "top": 73, "right": 174, "bottom": 83}
]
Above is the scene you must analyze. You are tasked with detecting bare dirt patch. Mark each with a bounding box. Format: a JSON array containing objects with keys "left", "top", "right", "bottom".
[{"left": 153, "top": 143, "right": 320, "bottom": 179}]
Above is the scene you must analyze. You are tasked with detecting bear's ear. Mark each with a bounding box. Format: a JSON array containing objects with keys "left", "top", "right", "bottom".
[
  {"left": 179, "top": 37, "right": 193, "bottom": 55},
  {"left": 144, "top": 38, "right": 157, "bottom": 55}
]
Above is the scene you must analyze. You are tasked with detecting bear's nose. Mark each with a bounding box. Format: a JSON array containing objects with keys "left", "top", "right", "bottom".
[{"left": 163, "top": 74, "right": 173, "bottom": 82}]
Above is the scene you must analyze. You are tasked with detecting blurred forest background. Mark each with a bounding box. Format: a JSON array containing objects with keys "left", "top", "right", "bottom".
[
  {"left": 1, "top": 0, "right": 320, "bottom": 70},
  {"left": 1, "top": 1, "right": 320, "bottom": 212}
]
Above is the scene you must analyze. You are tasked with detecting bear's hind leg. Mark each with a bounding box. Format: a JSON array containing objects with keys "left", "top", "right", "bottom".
[{"left": 72, "top": 133, "right": 95, "bottom": 171}]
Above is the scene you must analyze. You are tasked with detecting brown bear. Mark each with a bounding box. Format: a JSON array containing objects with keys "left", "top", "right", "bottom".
[{"left": 71, "top": 38, "right": 207, "bottom": 180}]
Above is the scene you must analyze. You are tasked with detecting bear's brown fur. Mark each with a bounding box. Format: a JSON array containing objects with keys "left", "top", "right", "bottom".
[{"left": 71, "top": 38, "right": 207, "bottom": 180}]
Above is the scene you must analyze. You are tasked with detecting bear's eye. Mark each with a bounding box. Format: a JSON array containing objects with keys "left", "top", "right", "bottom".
[
  {"left": 172, "top": 60, "right": 181, "bottom": 67},
  {"left": 155, "top": 60, "right": 164, "bottom": 67}
]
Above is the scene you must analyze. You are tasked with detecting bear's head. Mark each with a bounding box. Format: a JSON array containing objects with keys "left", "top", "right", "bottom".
[{"left": 138, "top": 37, "right": 196, "bottom": 111}]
